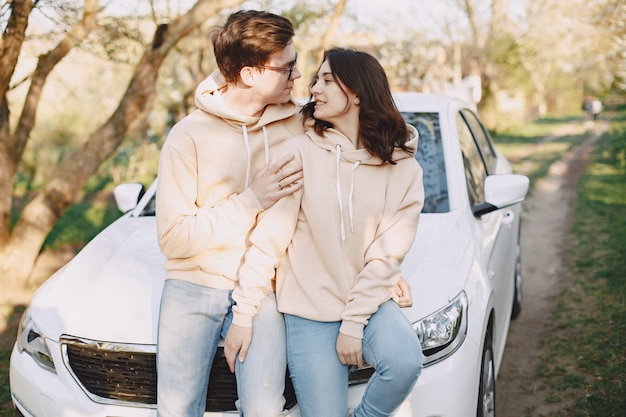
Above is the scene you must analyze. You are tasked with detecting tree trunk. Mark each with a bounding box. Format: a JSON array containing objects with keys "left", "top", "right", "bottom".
[
  {"left": 0, "top": 0, "right": 35, "bottom": 247},
  {"left": 0, "top": 0, "right": 245, "bottom": 303},
  {"left": 0, "top": 0, "right": 33, "bottom": 101}
]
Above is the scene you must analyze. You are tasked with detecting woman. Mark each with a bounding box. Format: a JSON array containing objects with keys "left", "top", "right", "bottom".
[{"left": 227, "top": 48, "right": 424, "bottom": 417}]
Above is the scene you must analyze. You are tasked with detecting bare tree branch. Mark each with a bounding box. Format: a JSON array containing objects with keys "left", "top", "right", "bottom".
[{"left": 0, "top": 0, "right": 35, "bottom": 101}]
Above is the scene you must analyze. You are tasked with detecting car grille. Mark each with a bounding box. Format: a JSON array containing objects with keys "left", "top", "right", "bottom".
[
  {"left": 61, "top": 336, "right": 296, "bottom": 412},
  {"left": 61, "top": 336, "right": 373, "bottom": 411}
]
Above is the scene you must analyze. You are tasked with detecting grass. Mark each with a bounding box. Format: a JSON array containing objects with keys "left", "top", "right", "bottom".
[
  {"left": 0, "top": 351, "right": 11, "bottom": 417},
  {"left": 43, "top": 197, "right": 122, "bottom": 250},
  {"left": 492, "top": 116, "right": 589, "bottom": 190},
  {"left": 530, "top": 111, "right": 626, "bottom": 416}
]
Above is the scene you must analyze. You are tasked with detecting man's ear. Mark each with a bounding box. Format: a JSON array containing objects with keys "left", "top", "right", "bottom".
[{"left": 239, "top": 66, "right": 256, "bottom": 87}]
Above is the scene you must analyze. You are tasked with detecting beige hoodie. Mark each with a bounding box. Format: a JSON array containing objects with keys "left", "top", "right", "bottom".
[
  {"left": 156, "top": 71, "right": 303, "bottom": 290},
  {"left": 233, "top": 125, "right": 424, "bottom": 339}
]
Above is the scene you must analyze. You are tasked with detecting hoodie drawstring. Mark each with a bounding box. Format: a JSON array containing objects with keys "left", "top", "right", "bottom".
[
  {"left": 242, "top": 126, "right": 251, "bottom": 188},
  {"left": 335, "top": 144, "right": 360, "bottom": 246},
  {"left": 262, "top": 126, "right": 269, "bottom": 164},
  {"left": 348, "top": 160, "right": 361, "bottom": 233},
  {"left": 242, "top": 125, "right": 270, "bottom": 188},
  {"left": 335, "top": 145, "right": 346, "bottom": 245}
]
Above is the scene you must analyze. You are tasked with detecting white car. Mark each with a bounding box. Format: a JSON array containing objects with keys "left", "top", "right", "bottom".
[{"left": 10, "top": 93, "right": 528, "bottom": 417}]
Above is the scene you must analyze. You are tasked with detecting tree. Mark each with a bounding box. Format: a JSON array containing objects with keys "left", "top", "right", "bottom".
[
  {"left": 0, "top": 0, "right": 245, "bottom": 303},
  {"left": 424, "top": 0, "right": 620, "bottom": 125}
]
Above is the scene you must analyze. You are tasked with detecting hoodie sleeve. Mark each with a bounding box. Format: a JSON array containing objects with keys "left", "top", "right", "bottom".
[
  {"left": 232, "top": 148, "right": 302, "bottom": 327},
  {"left": 340, "top": 162, "right": 424, "bottom": 339},
  {"left": 156, "top": 128, "right": 263, "bottom": 259}
]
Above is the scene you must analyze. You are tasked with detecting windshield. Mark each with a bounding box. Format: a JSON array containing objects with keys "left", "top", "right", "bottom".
[{"left": 401, "top": 112, "right": 449, "bottom": 213}]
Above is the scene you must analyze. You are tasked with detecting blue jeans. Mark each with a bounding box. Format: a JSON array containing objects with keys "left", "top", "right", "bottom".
[
  {"left": 156, "top": 279, "right": 287, "bottom": 417},
  {"left": 285, "top": 300, "right": 422, "bottom": 417}
]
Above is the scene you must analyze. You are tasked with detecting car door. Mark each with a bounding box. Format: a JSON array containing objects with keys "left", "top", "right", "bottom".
[{"left": 455, "top": 111, "right": 516, "bottom": 351}]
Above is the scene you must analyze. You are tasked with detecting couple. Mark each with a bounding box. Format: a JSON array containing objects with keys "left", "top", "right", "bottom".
[{"left": 156, "top": 9, "right": 424, "bottom": 417}]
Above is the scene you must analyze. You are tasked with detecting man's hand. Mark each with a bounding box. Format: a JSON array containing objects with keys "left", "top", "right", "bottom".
[
  {"left": 395, "top": 277, "right": 413, "bottom": 308},
  {"left": 336, "top": 333, "right": 364, "bottom": 368},
  {"left": 249, "top": 154, "right": 303, "bottom": 210},
  {"left": 224, "top": 324, "right": 252, "bottom": 373}
]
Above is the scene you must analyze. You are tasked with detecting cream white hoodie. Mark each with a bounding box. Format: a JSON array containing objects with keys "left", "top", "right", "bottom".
[
  {"left": 156, "top": 71, "right": 303, "bottom": 290},
  {"left": 233, "top": 125, "right": 424, "bottom": 339}
]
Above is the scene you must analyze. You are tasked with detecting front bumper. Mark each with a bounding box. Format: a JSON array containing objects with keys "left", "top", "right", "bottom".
[
  {"left": 10, "top": 340, "right": 254, "bottom": 417},
  {"left": 11, "top": 328, "right": 482, "bottom": 417}
]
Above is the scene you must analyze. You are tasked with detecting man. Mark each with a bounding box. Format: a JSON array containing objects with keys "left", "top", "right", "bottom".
[{"left": 156, "top": 10, "right": 303, "bottom": 417}]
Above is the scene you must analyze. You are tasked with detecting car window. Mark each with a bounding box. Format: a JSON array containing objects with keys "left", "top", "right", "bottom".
[
  {"left": 456, "top": 112, "right": 487, "bottom": 205},
  {"left": 460, "top": 109, "right": 496, "bottom": 174},
  {"left": 401, "top": 112, "right": 449, "bottom": 213}
]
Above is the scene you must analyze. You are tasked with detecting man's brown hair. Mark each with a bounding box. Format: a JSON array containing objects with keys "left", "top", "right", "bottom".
[{"left": 211, "top": 10, "right": 295, "bottom": 84}]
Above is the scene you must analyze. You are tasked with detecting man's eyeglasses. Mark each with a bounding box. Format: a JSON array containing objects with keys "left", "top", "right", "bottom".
[{"left": 254, "top": 52, "right": 298, "bottom": 80}]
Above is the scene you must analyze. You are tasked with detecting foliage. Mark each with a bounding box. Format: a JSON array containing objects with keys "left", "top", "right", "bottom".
[
  {"left": 13, "top": 134, "right": 161, "bottom": 251},
  {"left": 43, "top": 199, "right": 121, "bottom": 251}
]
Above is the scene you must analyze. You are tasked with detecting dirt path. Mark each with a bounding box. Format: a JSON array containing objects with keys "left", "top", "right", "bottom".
[{"left": 496, "top": 121, "right": 608, "bottom": 416}]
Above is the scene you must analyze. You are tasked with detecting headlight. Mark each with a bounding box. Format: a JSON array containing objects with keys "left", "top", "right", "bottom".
[
  {"left": 16, "top": 308, "right": 56, "bottom": 373},
  {"left": 413, "top": 291, "right": 468, "bottom": 367}
]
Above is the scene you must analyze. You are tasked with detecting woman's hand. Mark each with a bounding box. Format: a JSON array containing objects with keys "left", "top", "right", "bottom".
[
  {"left": 394, "top": 277, "right": 413, "bottom": 308},
  {"left": 336, "top": 333, "right": 364, "bottom": 367}
]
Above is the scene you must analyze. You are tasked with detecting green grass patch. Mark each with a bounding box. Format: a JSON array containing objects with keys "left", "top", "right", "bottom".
[
  {"left": 535, "top": 111, "right": 626, "bottom": 416},
  {"left": 0, "top": 350, "right": 12, "bottom": 417},
  {"left": 492, "top": 116, "right": 588, "bottom": 190},
  {"left": 43, "top": 198, "right": 122, "bottom": 251},
  {"left": 0, "top": 305, "right": 26, "bottom": 417}
]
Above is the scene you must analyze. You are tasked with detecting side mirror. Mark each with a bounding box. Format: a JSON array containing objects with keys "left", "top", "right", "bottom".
[
  {"left": 473, "top": 174, "right": 529, "bottom": 217},
  {"left": 114, "top": 183, "right": 145, "bottom": 213}
]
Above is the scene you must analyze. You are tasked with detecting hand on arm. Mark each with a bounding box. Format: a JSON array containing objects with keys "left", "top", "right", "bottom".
[
  {"left": 336, "top": 333, "right": 364, "bottom": 368},
  {"left": 224, "top": 324, "right": 252, "bottom": 373},
  {"left": 249, "top": 154, "right": 303, "bottom": 210}
]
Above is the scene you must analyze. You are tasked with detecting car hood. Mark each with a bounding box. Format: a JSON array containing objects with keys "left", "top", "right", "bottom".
[
  {"left": 401, "top": 209, "right": 473, "bottom": 323},
  {"left": 30, "top": 216, "right": 165, "bottom": 345},
  {"left": 29, "top": 210, "right": 473, "bottom": 345}
]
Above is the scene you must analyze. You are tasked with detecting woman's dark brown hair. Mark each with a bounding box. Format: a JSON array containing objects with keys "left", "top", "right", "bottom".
[
  {"left": 301, "top": 48, "right": 413, "bottom": 164},
  {"left": 211, "top": 10, "right": 295, "bottom": 84}
]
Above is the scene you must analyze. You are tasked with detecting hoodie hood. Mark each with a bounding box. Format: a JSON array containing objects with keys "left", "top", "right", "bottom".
[
  {"left": 192, "top": 70, "right": 303, "bottom": 188},
  {"left": 194, "top": 70, "right": 300, "bottom": 132}
]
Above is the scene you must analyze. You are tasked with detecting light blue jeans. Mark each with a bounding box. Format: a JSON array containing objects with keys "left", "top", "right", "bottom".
[
  {"left": 285, "top": 300, "right": 422, "bottom": 417},
  {"left": 156, "top": 279, "right": 287, "bottom": 417}
]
